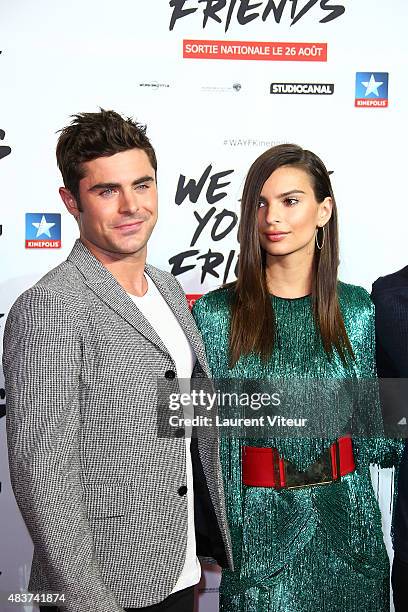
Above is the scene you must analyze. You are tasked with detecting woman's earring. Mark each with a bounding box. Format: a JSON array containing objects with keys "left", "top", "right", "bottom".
[{"left": 315, "top": 225, "right": 325, "bottom": 250}]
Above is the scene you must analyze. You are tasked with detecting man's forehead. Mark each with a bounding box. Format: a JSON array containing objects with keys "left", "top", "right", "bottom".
[{"left": 80, "top": 149, "right": 154, "bottom": 182}]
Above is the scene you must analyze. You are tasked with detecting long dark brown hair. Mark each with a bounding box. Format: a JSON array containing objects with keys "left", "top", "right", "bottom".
[{"left": 229, "top": 143, "right": 353, "bottom": 367}]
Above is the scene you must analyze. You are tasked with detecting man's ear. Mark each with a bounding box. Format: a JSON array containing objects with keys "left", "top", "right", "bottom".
[{"left": 59, "top": 187, "right": 80, "bottom": 220}]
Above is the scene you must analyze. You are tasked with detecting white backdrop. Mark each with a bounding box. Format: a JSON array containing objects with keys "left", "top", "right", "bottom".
[{"left": 0, "top": 1, "right": 407, "bottom": 610}]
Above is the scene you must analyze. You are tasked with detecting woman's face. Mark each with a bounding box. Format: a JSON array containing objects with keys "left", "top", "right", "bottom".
[{"left": 257, "top": 165, "right": 332, "bottom": 259}]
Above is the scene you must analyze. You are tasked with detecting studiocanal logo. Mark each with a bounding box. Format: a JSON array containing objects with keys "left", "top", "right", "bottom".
[
  {"left": 271, "top": 82, "right": 334, "bottom": 94},
  {"left": 169, "top": 0, "right": 346, "bottom": 31},
  {"left": 25, "top": 213, "right": 61, "bottom": 249},
  {"left": 355, "top": 72, "right": 389, "bottom": 108}
]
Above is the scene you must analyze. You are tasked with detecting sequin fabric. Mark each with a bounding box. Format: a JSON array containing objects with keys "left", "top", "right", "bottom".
[{"left": 192, "top": 282, "right": 403, "bottom": 612}]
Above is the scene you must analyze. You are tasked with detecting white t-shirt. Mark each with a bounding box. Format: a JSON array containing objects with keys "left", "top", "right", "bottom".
[{"left": 128, "top": 275, "right": 201, "bottom": 593}]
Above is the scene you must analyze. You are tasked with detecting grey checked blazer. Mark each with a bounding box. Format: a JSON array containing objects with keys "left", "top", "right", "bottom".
[{"left": 3, "top": 240, "right": 232, "bottom": 612}]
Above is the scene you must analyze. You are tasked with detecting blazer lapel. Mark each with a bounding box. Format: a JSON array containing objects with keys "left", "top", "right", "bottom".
[
  {"left": 145, "top": 264, "right": 211, "bottom": 377},
  {"left": 67, "top": 240, "right": 168, "bottom": 354},
  {"left": 67, "top": 240, "right": 211, "bottom": 374}
]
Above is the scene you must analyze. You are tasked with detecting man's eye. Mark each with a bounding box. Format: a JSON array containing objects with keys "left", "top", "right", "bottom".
[
  {"left": 284, "top": 198, "right": 298, "bottom": 206},
  {"left": 100, "top": 188, "right": 116, "bottom": 197},
  {"left": 135, "top": 183, "right": 149, "bottom": 190},
  {"left": 258, "top": 199, "right": 266, "bottom": 208}
]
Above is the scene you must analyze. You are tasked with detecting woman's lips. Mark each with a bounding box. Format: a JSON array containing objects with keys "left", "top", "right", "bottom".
[{"left": 264, "top": 232, "right": 289, "bottom": 242}]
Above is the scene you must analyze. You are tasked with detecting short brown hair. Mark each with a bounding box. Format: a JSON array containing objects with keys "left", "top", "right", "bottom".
[{"left": 56, "top": 109, "right": 157, "bottom": 202}]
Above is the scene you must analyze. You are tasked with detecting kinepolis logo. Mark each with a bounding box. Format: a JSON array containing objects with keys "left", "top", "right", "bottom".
[
  {"left": 0, "top": 129, "right": 12, "bottom": 160},
  {"left": 271, "top": 82, "right": 334, "bottom": 94},
  {"left": 169, "top": 0, "right": 346, "bottom": 31},
  {"left": 355, "top": 72, "right": 388, "bottom": 108}
]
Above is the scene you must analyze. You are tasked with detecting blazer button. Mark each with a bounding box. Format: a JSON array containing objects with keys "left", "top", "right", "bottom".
[
  {"left": 178, "top": 486, "right": 188, "bottom": 496},
  {"left": 165, "top": 370, "right": 176, "bottom": 379},
  {"left": 175, "top": 428, "right": 185, "bottom": 438}
]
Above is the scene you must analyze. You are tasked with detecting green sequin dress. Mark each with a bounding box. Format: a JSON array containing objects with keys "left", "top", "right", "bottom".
[{"left": 192, "top": 282, "right": 402, "bottom": 612}]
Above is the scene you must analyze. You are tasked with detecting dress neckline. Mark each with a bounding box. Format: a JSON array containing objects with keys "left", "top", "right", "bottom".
[{"left": 270, "top": 293, "right": 311, "bottom": 302}]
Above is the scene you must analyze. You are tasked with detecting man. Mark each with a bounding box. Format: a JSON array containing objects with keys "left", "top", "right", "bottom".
[
  {"left": 372, "top": 269, "right": 408, "bottom": 612},
  {"left": 3, "top": 109, "right": 232, "bottom": 612}
]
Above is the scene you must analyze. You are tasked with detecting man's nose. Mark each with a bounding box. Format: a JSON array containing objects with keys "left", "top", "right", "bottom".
[{"left": 119, "top": 189, "right": 139, "bottom": 214}]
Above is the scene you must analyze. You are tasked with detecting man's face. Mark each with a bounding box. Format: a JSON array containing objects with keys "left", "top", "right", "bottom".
[{"left": 65, "top": 148, "right": 158, "bottom": 259}]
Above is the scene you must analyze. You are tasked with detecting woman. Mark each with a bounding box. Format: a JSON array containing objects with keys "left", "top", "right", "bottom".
[{"left": 192, "top": 144, "right": 402, "bottom": 612}]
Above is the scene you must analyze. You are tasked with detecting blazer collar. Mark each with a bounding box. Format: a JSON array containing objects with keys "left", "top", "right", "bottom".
[
  {"left": 67, "top": 240, "right": 209, "bottom": 373},
  {"left": 144, "top": 262, "right": 210, "bottom": 374}
]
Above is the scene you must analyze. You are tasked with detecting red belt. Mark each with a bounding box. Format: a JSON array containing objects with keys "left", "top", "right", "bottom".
[{"left": 242, "top": 436, "right": 355, "bottom": 490}]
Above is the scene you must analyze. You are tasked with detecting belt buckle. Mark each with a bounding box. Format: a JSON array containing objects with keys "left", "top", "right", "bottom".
[{"left": 284, "top": 446, "right": 335, "bottom": 490}]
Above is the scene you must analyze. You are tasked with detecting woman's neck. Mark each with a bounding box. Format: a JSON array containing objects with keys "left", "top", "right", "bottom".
[{"left": 265, "top": 249, "right": 314, "bottom": 299}]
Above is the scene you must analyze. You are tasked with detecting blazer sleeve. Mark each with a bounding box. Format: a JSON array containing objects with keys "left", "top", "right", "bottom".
[
  {"left": 371, "top": 278, "right": 402, "bottom": 378},
  {"left": 3, "top": 287, "right": 124, "bottom": 612},
  {"left": 352, "top": 291, "right": 404, "bottom": 469}
]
